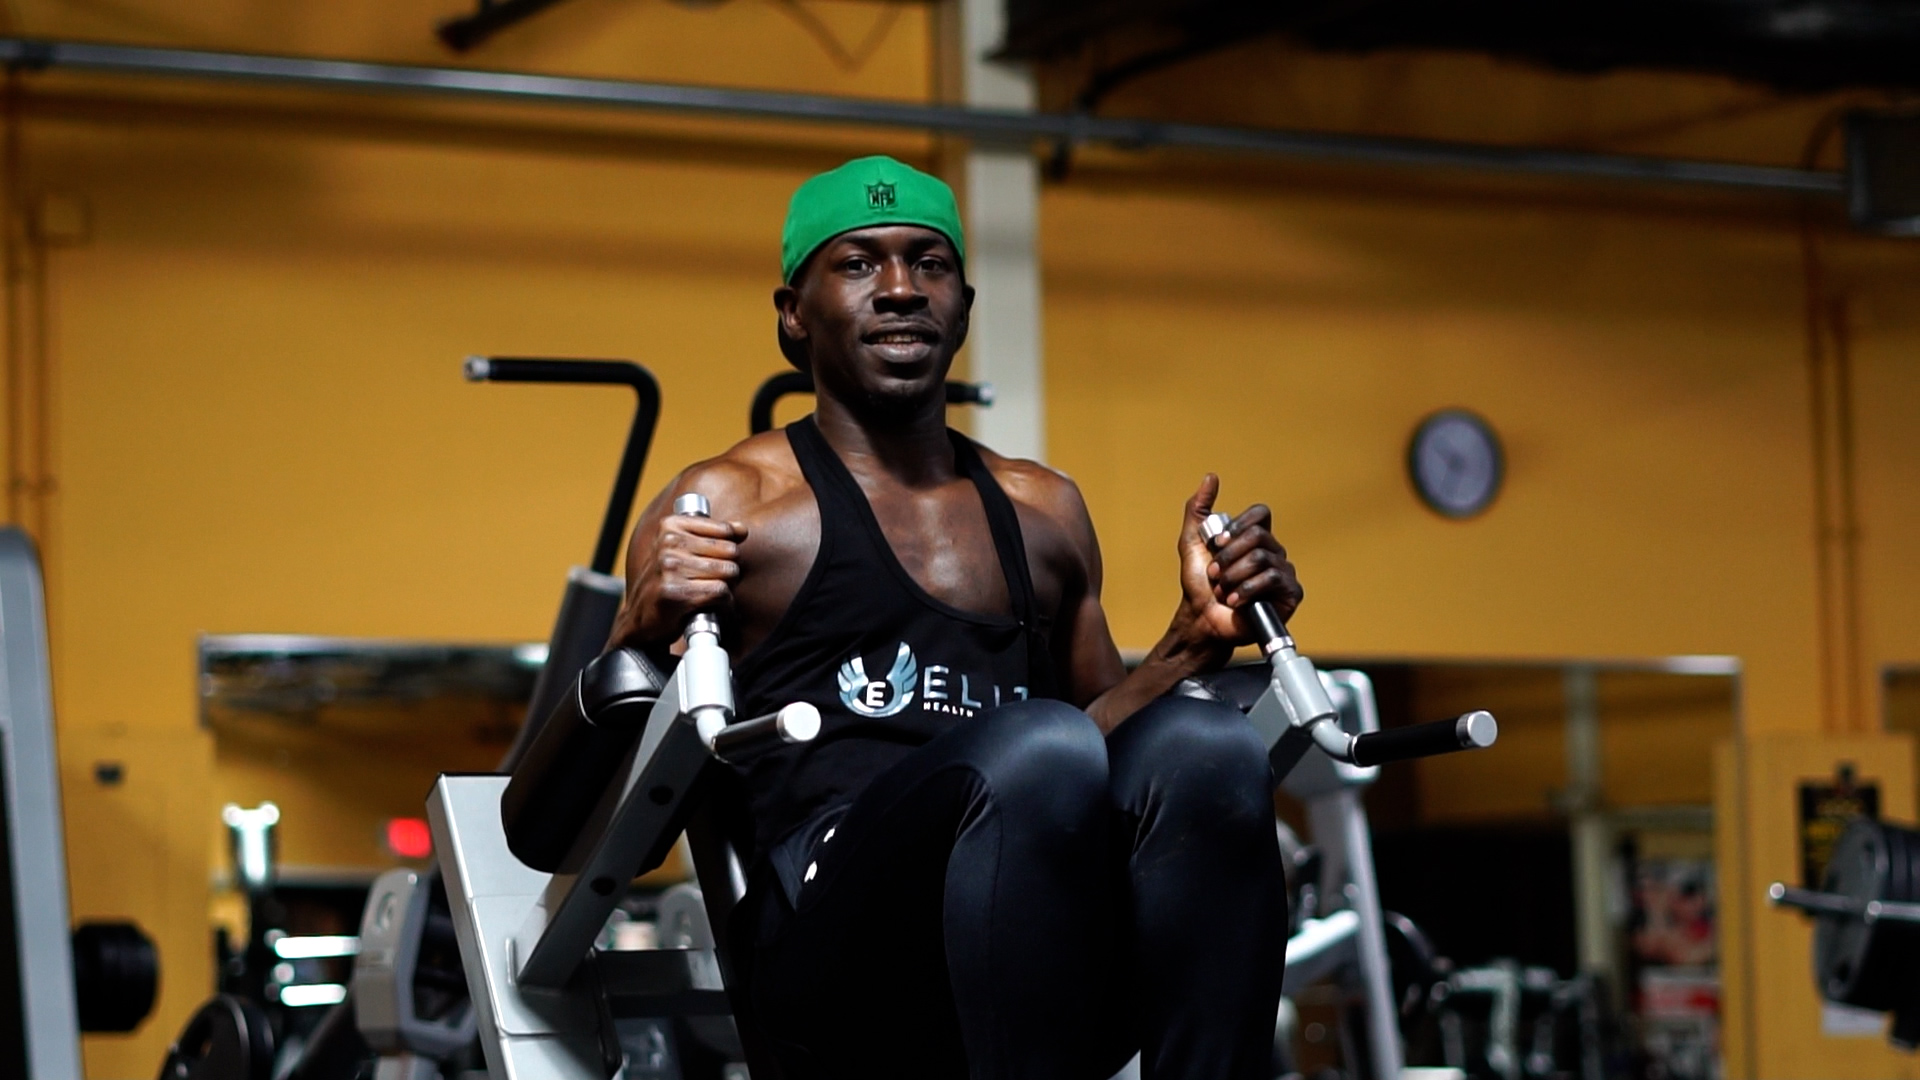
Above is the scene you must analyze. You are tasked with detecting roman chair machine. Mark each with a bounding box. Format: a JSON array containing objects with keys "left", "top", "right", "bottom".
[{"left": 423, "top": 465, "right": 1499, "bottom": 1080}]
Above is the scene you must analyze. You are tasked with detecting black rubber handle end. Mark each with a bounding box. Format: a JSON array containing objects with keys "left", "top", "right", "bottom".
[{"left": 1350, "top": 711, "right": 1498, "bottom": 767}]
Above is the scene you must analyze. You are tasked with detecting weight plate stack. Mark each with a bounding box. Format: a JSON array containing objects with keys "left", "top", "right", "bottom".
[{"left": 1813, "top": 819, "right": 1920, "bottom": 1035}]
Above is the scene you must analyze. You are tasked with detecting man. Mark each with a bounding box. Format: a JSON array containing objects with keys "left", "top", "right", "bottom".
[{"left": 609, "top": 156, "right": 1302, "bottom": 1080}]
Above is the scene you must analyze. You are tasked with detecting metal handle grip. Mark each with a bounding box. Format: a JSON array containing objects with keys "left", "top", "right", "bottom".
[
  {"left": 709, "top": 702, "right": 821, "bottom": 762},
  {"left": 464, "top": 356, "right": 656, "bottom": 390},
  {"left": 945, "top": 380, "right": 994, "bottom": 406},
  {"left": 670, "top": 492, "right": 734, "bottom": 741},
  {"left": 1242, "top": 602, "right": 1288, "bottom": 656},
  {"left": 672, "top": 493, "right": 718, "bottom": 637},
  {"left": 463, "top": 355, "right": 662, "bottom": 576},
  {"left": 1768, "top": 882, "right": 1862, "bottom": 916},
  {"left": 1200, "top": 512, "right": 1290, "bottom": 654},
  {"left": 1349, "top": 711, "right": 1497, "bottom": 767},
  {"left": 673, "top": 497, "right": 721, "bottom": 635}
]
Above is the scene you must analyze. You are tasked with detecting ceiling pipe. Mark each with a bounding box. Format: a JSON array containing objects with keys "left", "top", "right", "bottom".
[{"left": 0, "top": 37, "right": 1844, "bottom": 197}]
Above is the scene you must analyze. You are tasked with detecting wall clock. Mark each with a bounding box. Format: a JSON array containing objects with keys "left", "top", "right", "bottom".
[{"left": 1407, "top": 409, "right": 1504, "bottom": 519}]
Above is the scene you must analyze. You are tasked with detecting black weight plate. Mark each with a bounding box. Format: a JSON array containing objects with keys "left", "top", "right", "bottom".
[
  {"left": 1815, "top": 820, "right": 1920, "bottom": 1011},
  {"left": 73, "top": 921, "right": 158, "bottom": 1032},
  {"left": 1891, "top": 823, "right": 1920, "bottom": 903},
  {"left": 155, "top": 995, "right": 273, "bottom": 1080},
  {"left": 1814, "top": 820, "right": 1884, "bottom": 1003}
]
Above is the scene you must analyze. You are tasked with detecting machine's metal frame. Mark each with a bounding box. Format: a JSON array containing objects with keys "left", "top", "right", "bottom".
[
  {"left": 430, "top": 662, "right": 759, "bottom": 1079},
  {"left": 432, "top": 490, "right": 813, "bottom": 1079},
  {"left": 1274, "top": 669, "right": 1404, "bottom": 1080},
  {"left": 0, "top": 528, "right": 84, "bottom": 1079},
  {"left": 354, "top": 868, "right": 480, "bottom": 1080}
]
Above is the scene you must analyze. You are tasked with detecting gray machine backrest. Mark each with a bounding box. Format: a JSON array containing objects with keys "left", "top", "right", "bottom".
[{"left": 0, "top": 528, "right": 83, "bottom": 1079}]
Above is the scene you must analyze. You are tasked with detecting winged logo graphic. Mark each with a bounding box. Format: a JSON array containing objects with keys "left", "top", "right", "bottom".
[{"left": 837, "top": 642, "right": 918, "bottom": 718}]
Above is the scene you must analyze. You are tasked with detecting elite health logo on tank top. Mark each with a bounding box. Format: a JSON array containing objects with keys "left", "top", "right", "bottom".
[
  {"left": 837, "top": 642, "right": 918, "bottom": 717},
  {"left": 837, "top": 642, "right": 1028, "bottom": 720}
]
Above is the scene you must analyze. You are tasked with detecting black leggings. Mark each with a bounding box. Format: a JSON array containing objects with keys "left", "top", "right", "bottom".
[{"left": 738, "top": 696, "right": 1288, "bottom": 1080}]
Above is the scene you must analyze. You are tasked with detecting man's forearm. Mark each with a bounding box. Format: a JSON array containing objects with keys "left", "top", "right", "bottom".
[{"left": 1084, "top": 630, "right": 1226, "bottom": 734}]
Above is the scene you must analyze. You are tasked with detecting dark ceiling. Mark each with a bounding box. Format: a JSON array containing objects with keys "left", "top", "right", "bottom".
[{"left": 1001, "top": 0, "right": 1920, "bottom": 94}]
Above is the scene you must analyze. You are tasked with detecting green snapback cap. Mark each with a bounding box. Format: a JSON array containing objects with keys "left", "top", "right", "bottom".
[{"left": 780, "top": 155, "right": 965, "bottom": 284}]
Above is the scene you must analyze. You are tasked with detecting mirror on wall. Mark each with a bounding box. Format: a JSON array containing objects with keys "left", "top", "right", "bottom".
[
  {"left": 202, "top": 633, "right": 540, "bottom": 880},
  {"left": 200, "top": 635, "right": 539, "bottom": 1044},
  {"left": 1295, "top": 656, "right": 1736, "bottom": 1080}
]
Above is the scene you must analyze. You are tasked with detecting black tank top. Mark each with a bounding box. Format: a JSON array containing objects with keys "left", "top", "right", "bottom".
[{"left": 732, "top": 415, "right": 1056, "bottom": 855}]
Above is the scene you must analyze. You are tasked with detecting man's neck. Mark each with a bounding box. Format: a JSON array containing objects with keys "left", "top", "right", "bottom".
[{"left": 813, "top": 392, "right": 955, "bottom": 489}]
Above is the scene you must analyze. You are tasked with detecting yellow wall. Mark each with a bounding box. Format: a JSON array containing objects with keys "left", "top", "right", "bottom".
[{"left": 0, "top": 2, "right": 1914, "bottom": 1076}]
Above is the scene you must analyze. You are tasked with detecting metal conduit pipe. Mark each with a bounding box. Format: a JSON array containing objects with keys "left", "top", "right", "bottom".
[{"left": 0, "top": 37, "right": 1845, "bottom": 197}]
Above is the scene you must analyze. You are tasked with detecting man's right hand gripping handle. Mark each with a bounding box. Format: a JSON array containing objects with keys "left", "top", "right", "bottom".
[
  {"left": 611, "top": 485, "right": 747, "bottom": 653},
  {"left": 503, "top": 494, "right": 818, "bottom": 873}
]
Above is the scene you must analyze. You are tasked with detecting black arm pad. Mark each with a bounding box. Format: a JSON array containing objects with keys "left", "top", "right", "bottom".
[
  {"left": 500, "top": 648, "right": 666, "bottom": 872},
  {"left": 1349, "top": 711, "right": 1497, "bottom": 768}
]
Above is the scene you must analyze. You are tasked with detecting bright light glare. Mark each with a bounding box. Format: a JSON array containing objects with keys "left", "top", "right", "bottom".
[
  {"left": 278, "top": 983, "right": 349, "bottom": 1007},
  {"left": 273, "top": 935, "right": 360, "bottom": 960}
]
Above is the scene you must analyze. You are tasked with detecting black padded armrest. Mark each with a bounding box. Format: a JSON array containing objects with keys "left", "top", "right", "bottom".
[{"left": 1173, "top": 662, "right": 1270, "bottom": 714}]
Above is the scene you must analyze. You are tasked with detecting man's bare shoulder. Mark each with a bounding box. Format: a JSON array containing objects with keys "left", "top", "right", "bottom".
[
  {"left": 672, "top": 429, "right": 806, "bottom": 513},
  {"left": 973, "top": 444, "right": 1096, "bottom": 548}
]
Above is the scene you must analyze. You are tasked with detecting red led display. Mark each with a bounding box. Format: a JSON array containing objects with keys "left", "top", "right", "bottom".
[{"left": 385, "top": 817, "right": 433, "bottom": 860}]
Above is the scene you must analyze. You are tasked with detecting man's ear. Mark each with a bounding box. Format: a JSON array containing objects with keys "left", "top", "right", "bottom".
[
  {"left": 773, "top": 283, "right": 805, "bottom": 343},
  {"left": 773, "top": 283, "right": 812, "bottom": 372}
]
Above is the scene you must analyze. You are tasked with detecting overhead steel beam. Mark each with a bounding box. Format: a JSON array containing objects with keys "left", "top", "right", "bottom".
[{"left": 0, "top": 37, "right": 1845, "bottom": 197}]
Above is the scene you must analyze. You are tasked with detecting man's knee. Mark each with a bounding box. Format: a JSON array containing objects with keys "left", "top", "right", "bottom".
[
  {"left": 955, "top": 698, "right": 1108, "bottom": 821},
  {"left": 1111, "top": 695, "right": 1272, "bottom": 828}
]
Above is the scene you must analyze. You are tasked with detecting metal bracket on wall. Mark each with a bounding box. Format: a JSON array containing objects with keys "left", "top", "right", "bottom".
[
  {"left": 0, "top": 37, "right": 1846, "bottom": 198},
  {"left": 438, "top": 0, "right": 579, "bottom": 53}
]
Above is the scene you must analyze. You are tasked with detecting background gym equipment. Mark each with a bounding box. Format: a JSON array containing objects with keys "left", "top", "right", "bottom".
[
  {"left": 1769, "top": 816, "right": 1920, "bottom": 1049},
  {"left": 191, "top": 634, "right": 543, "bottom": 1076},
  {"left": 1183, "top": 664, "right": 1500, "bottom": 1080},
  {"left": 1417, "top": 961, "right": 1610, "bottom": 1080},
  {"left": 159, "top": 357, "right": 665, "bottom": 1080},
  {"left": 462, "top": 357, "right": 663, "bottom": 767},
  {"left": 0, "top": 528, "right": 161, "bottom": 1077},
  {"left": 0, "top": 527, "right": 84, "bottom": 1077},
  {"left": 352, "top": 869, "right": 478, "bottom": 1080},
  {"left": 349, "top": 357, "right": 669, "bottom": 1079},
  {"left": 158, "top": 996, "right": 275, "bottom": 1080},
  {"left": 1276, "top": 670, "right": 1450, "bottom": 1080},
  {"left": 747, "top": 370, "right": 993, "bottom": 435}
]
